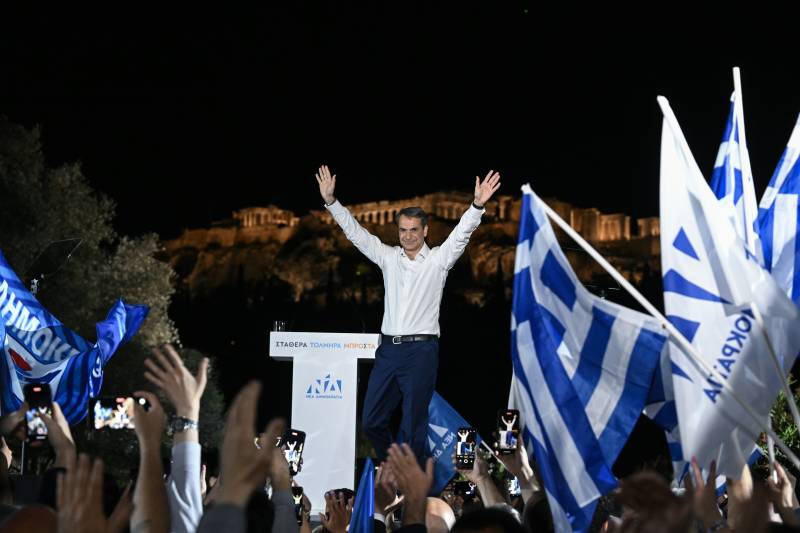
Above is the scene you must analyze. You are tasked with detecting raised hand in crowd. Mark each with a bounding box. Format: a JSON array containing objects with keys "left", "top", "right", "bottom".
[
  {"left": 267, "top": 434, "right": 300, "bottom": 533},
  {"left": 41, "top": 402, "right": 75, "bottom": 469},
  {"left": 473, "top": 170, "right": 501, "bottom": 207},
  {"left": 215, "top": 382, "right": 284, "bottom": 507},
  {"left": 722, "top": 471, "right": 770, "bottom": 533},
  {"left": 145, "top": 345, "right": 207, "bottom": 533},
  {"left": 1, "top": 436, "right": 11, "bottom": 470},
  {"left": 726, "top": 463, "right": 754, "bottom": 530},
  {"left": 145, "top": 344, "right": 208, "bottom": 440},
  {"left": 456, "top": 450, "right": 504, "bottom": 508},
  {"left": 131, "top": 391, "right": 169, "bottom": 533},
  {"left": 268, "top": 437, "right": 291, "bottom": 492},
  {"left": 493, "top": 441, "right": 542, "bottom": 506},
  {"left": 374, "top": 462, "right": 401, "bottom": 517},
  {"left": 56, "top": 454, "right": 132, "bottom": 533},
  {"left": 386, "top": 443, "right": 434, "bottom": 526},
  {"left": 298, "top": 491, "right": 313, "bottom": 533},
  {"left": 200, "top": 464, "right": 208, "bottom": 501},
  {"left": 319, "top": 490, "right": 353, "bottom": 533},
  {"left": 767, "top": 461, "right": 800, "bottom": 526},
  {"left": 684, "top": 458, "right": 727, "bottom": 532},
  {"left": 315, "top": 165, "right": 337, "bottom": 205},
  {"left": 0, "top": 437, "right": 12, "bottom": 507},
  {"left": 0, "top": 402, "right": 26, "bottom": 439}
]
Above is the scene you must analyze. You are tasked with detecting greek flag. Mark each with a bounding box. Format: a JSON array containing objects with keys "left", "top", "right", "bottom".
[
  {"left": 758, "top": 113, "right": 800, "bottom": 304},
  {"left": 651, "top": 77, "right": 763, "bottom": 484},
  {"left": 0, "top": 251, "right": 148, "bottom": 423},
  {"left": 658, "top": 96, "right": 800, "bottom": 478},
  {"left": 510, "top": 186, "right": 666, "bottom": 532},
  {"left": 643, "top": 346, "right": 684, "bottom": 480},
  {"left": 709, "top": 77, "right": 761, "bottom": 259}
]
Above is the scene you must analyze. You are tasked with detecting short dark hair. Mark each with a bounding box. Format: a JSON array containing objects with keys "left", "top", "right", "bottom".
[{"left": 396, "top": 206, "right": 428, "bottom": 227}]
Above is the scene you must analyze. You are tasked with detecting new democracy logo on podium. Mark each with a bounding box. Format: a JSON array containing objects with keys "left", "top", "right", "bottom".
[{"left": 306, "top": 372, "right": 344, "bottom": 399}]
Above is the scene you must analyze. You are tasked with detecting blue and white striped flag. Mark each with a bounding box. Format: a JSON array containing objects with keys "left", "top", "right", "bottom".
[
  {"left": 709, "top": 75, "right": 761, "bottom": 260},
  {"left": 653, "top": 75, "right": 763, "bottom": 485},
  {"left": 758, "top": 113, "right": 800, "bottom": 305},
  {"left": 509, "top": 186, "right": 667, "bottom": 532},
  {"left": 658, "top": 96, "right": 800, "bottom": 478},
  {"left": 0, "top": 251, "right": 148, "bottom": 423},
  {"left": 642, "top": 346, "right": 685, "bottom": 482}
]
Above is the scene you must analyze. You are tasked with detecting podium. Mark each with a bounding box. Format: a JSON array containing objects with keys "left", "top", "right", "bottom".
[{"left": 269, "top": 331, "right": 380, "bottom": 513}]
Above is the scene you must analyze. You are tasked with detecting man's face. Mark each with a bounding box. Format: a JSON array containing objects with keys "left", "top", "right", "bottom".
[{"left": 398, "top": 215, "right": 428, "bottom": 254}]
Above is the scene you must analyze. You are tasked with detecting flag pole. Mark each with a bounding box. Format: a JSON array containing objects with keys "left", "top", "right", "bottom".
[
  {"left": 536, "top": 192, "right": 800, "bottom": 470},
  {"left": 734, "top": 66, "right": 799, "bottom": 467},
  {"left": 732, "top": 66, "right": 758, "bottom": 256}
]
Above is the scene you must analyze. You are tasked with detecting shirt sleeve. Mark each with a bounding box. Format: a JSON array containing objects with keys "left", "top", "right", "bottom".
[
  {"left": 326, "top": 200, "right": 392, "bottom": 268},
  {"left": 196, "top": 503, "right": 246, "bottom": 533},
  {"left": 166, "top": 441, "right": 203, "bottom": 533},
  {"left": 270, "top": 488, "right": 300, "bottom": 533},
  {"left": 434, "top": 204, "right": 484, "bottom": 270}
]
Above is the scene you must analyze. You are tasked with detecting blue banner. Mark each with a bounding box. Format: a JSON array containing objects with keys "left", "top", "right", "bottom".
[
  {"left": 0, "top": 251, "right": 148, "bottom": 423},
  {"left": 427, "top": 391, "right": 482, "bottom": 495},
  {"left": 349, "top": 457, "right": 375, "bottom": 533}
]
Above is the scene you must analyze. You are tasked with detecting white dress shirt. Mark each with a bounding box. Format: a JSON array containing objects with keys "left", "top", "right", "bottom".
[
  {"left": 167, "top": 441, "right": 203, "bottom": 533},
  {"left": 326, "top": 200, "right": 484, "bottom": 336}
]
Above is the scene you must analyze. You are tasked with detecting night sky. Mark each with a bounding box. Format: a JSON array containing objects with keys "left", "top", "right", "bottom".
[{"left": 2, "top": 6, "right": 800, "bottom": 240}]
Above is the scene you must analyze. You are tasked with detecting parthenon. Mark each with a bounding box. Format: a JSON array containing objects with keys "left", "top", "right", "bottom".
[
  {"left": 222, "top": 192, "right": 659, "bottom": 244},
  {"left": 309, "top": 192, "right": 657, "bottom": 243},
  {"left": 312, "top": 192, "right": 517, "bottom": 226},
  {"left": 233, "top": 206, "right": 300, "bottom": 228}
]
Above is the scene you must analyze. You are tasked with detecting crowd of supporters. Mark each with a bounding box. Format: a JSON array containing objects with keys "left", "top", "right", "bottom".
[{"left": 1, "top": 344, "right": 799, "bottom": 533}]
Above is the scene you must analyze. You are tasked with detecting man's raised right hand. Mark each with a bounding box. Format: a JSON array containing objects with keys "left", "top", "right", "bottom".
[{"left": 316, "top": 165, "right": 336, "bottom": 205}]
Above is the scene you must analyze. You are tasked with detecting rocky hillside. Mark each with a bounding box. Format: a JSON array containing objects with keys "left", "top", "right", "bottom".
[{"left": 162, "top": 213, "right": 661, "bottom": 307}]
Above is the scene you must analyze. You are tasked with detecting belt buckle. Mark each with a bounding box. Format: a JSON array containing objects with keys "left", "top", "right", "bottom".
[{"left": 392, "top": 335, "right": 402, "bottom": 345}]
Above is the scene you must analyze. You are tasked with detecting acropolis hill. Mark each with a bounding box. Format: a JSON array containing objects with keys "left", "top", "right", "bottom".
[{"left": 163, "top": 192, "right": 661, "bottom": 304}]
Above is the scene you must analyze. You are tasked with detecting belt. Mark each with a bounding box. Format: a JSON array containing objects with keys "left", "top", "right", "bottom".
[{"left": 382, "top": 334, "right": 438, "bottom": 345}]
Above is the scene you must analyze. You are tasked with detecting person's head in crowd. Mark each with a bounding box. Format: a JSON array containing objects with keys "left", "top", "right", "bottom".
[
  {"left": 522, "top": 497, "right": 553, "bottom": 533},
  {"left": 451, "top": 507, "right": 527, "bottom": 533},
  {"left": 426, "top": 496, "right": 456, "bottom": 533},
  {"left": 0, "top": 504, "right": 56, "bottom": 532},
  {"left": 615, "top": 471, "right": 693, "bottom": 533}
]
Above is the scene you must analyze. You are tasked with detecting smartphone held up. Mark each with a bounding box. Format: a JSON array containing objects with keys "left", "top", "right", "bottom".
[
  {"left": 455, "top": 427, "right": 477, "bottom": 470},
  {"left": 91, "top": 396, "right": 148, "bottom": 430},
  {"left": 23, "top": 383, "right": 52, "bottom": 442},
  {"left": 280, "top": 429, "right": 306, "bottom": 477},
  {"left": 495, "top": 409, "right": 519, "bottom": 455}
]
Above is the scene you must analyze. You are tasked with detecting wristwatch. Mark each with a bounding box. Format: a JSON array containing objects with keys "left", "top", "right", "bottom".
[{"left": 170, "top": 416, "right": 199, "bottom": 433}]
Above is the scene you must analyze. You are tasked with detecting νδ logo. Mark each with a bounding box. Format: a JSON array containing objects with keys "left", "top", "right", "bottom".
[
  {"left": 427, "top": 422, "right": 456, "bottom": 461},
  {"left": 305, "top": 372, "right": 343, "bottom": 399}
]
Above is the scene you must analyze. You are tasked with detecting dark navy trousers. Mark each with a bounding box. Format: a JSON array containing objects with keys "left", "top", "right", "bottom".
[{"left": 362, "top": 338, "right": 438, "bottom": 466}]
